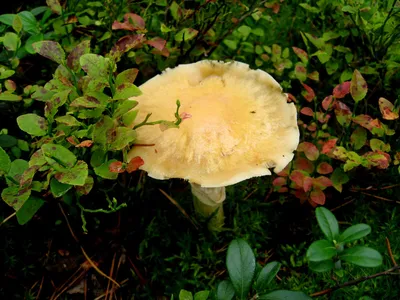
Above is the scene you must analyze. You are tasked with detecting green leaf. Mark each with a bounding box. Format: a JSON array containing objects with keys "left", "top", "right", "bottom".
[
  {"left": 255, "top": 261, "right": 281, "bottom": 293},
  {"left": 370, "top": 139, "right": 390, "bottom": 152},
  {"left": 306, "top": 240, "right": 336, "bottom": 262},
  {"left": 0, "top": 69, "right": 15, "bottom": 80},
  {"left": 93, "top": 116, "right": 116, "bottom": 146},
  {"left": 12, "top": 14, "right": 23, "bottom": 33},
  {"left": 17, "top": 114, "right": 48, "bottom": 136},
  {"left": 216, "top": 280, "right": 235, "bottom": 300},
  {"left": 90, "top": 149, "right": 106, "bottom": 167},
  {"left": 330, "top": 168, "right": 349, "bottom": 192},
  {"left": 24, "top": 33, "right": 44, "bottom": 54},
  {"left": 350, "top": 70, "right": 368, "bottom": 102},
  {"left": 259, "top": 290, "right": 311, "bottom": 300},
  {"left": 350, "top": 126, "right": 367, "bottom": 150},
  {"left": 70, "top": 95, "right": 106, "bottom": 109},
  {"left": 17, "top": 140, "right": 29, "bottom": 152},
  {"left": 55, "top": 115, "right": 82, "bottom": 126},
  {"left": 94, "top": 159, "right": 119, "bottom": 180},
  {"left": 0, "top": 92, "right": 22, "bottom": 101},
  {"left": 122, "top": 110, "right": 138, "bottom": 127},
  {"left": 0, "top": 147, "right": 11, "bottom": 175},
  {"left": 315, "top": 207, "right": 339, "bottom": 241},
  {"left": 33, "top": 41, "right": 66, "bottom": 65},
  {"left": 0, "top": 14, "right": 15, "bottom": 26},
  {"left": 339, "top": 224, "right": 371, "bottom": 243},
  {"left": 1, "top": 185, "right": 31, "bottom": 211},
  {"left": 54, "top": 160, "right": 88, "bottom": 186},
  {"left": 18, "top": 11, "right": 39, "bottom": 34},
  {"left": 109, "top": 127, "right": 137, "bottom": 150},
  {"left": 308, "top": 260, "right": 334, "bottom": 272},
  {"left": 75, "top": 175, "right": 94, "bottom": 195},
  {"left": 29, "top": 149, "right": 47, "bottom": 167},
  {"left": 113, "top": 83, "right": 142, "bottom": 100},
  {"left": 115, "top": 68, "right": 139, "bottom": 86},
  {"left": 6, "top": 159, "right": 29, "bottom": 186},
  {"left": 179, "top": 290, "right": 193, "bottom": 300},
  {"left": 340, "top": 246, "right": 382, "bottom": 267},
  {"left": 80, "top": 54, "right": 109, "bottom": 78},
  {"left": 50, "top": 177, "right": 72, "bottom": 197},
  {"left": 0, "top": 135, "right": 17, "bottom": 148},
  {"left": 194, "top": 291, "right": 209, "bottom": 300},
  {"left": 16, "top": 196, "right": 45, "bottom": 225},
  {"left": 175, "top": 28, "right": 198, "bottom": 42},
  {"left": 226, "top": 239, "right": 255, "bottom": 299},
  {"left": 3, "top": 32, "right": 21, "bottom": 51},
  {"left": 114, "top": 100, "right": 138, "bottom": 118},
  {"left": 42, "top": 143, "right": 77, "bottom": 168},
  {"left": 45, "top": 89, "right": 72, "bottom": 120},
  {"left": 67, "top": 39, "right": 91, "bottom": 72}
]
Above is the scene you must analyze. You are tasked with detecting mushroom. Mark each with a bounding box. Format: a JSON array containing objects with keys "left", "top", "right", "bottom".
[{"left": 128, "top": 60, "right": 299, "bottom": 230}]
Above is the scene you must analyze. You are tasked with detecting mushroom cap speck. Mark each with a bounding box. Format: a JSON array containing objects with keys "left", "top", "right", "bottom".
[{"left": 127, "top": 60, "right": 299, "bottom": 188}]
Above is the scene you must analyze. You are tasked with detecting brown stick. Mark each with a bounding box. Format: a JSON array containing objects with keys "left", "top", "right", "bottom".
[
  {"left": 350, "top": 189, "right": 400, "bottom": 204},
  {"left": 386, "top": 237, "right": 398, "bottom": 267},
  {"left": 310, "top": 265, "right": 400, "bottom": 297}
]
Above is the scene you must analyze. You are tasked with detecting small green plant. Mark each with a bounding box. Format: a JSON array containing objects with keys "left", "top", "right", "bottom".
[{"left": 306, "top": 207, "right": 382, "bottom": 273}]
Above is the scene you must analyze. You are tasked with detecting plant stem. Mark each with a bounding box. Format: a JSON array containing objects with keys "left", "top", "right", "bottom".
[
  {"left": 190, "top": 183, "right": 226, "bottom": 231},
  {"left": 310, "top": 265, "right": 400, "bottom": 297}
]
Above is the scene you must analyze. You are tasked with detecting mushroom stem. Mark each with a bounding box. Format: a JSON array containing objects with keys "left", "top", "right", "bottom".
[{"left": 190, "top": 183, "right": 226, "bottom": 230}]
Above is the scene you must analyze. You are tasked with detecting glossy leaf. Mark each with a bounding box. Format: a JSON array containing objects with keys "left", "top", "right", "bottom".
[
  {"left": 42, "top": 144, "right": 77, "bottom": 169},
  {"left": 301, "top": 83, "right": 315, "bottom": 102},
  {"left": 2, "top": 186, "right": 31, "bottom": 211},
  {"left": 306, "top": 240, "right": 336, "bottom": 262},
  {"left": 259, "top": 290, "right": 311, "bottom": 300},
  {"left": 315, "top": 207, "right": 339, "bottom": 241},
  {"left": 308, "top": 260, "right": 334, "bottom": 272},
  {"left": 109, "top": 127, "right": 137, "bottom": 150},
  {"left": 50, "top": 178, "right": 72, "bottom": 197},
  {"left": 126, "top": 156, "right": 144, "bottom": 173},
  {"left": 300, "top": 107, "right": 313, "bottom": 116},
  {"left": 94, "top": 159, "right": 119, "bottom": 180},
  {"left": 226, "top": 239, "right": 255, "bottom": 299},
  {"left": 113, "top": 83, "right": 142, "bottom": 99},
  {"left": 350, "top": 70, "right": 367, "bottom": 102},
  {"left": 54, "top": 160, "right": 88, "bottom": 186},
  {"left": 255, "top": 261, "right": 281, "bottom": 292},
  {"left": 340, "top": 246, "right": 382, "bottom": 267},
  {"left": 115, "top": 68, "right": 139, "bottom": 86},
  {"left": 216, "top": 280, "right": 235, "bottom": 300},
  {"left": 322, "top": 95, "right": 335, "bottom": 111},
  {"left": 194, "top": 291, "right": 209, "bottom": 300},
  {"left": 16, "top": 196, "right": 45, "bottom": 225},
  {"left": 339, "top": 224, "right": 371, "bottom": 243},
  {"left": 0, "top": 147, "right": 11, "bottom": 175},
  {"left": 80, "top": 54, "right": 109, "bottom": 78},
  {"left": 321, "top": 138, "right": 337, "bottom": 154}
]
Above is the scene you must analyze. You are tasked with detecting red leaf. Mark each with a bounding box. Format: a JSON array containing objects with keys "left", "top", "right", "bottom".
[
  {"left": 352, "top": 114, "right": 382, "bottom": 131},
  {"left": 334, "top": 101, "right": 352, "bottom": 126},
  {"left": 277, "top": 187, "right": 289, "bottom": 193},
  {"left": 289, "top": 170, "right": 306, "bottom": 187},
  {"left": 301, "top": 83, "right": 315, "bottom": 102},
  {"left": 66, "top": 136, "right": 78, "bottom": 145},
  {"left": 126, "top": 156, "right": 144, "bottom": 173},
  {"left": 322, "top": 95, "right": 335, "bottom": 111},
  {"left": 112, "top": 13, "right": 145, "bottom": 31},
  {"left": 109, "top": 161, "right": 125, "bottom": 173},
  {"left": 350, "top": 69, "right": 368, "bottom": 102},
  {"left": 316, "top": 162, "right": 333, "bottom": 174},
  {"left": 277, "top": 163, "right": 291, "bottom": 177},
  {"left": 307, "top": 123, "right": 317, "bottom": 132},
  {"left": 292, "top": 47, "right": 308, "bottom": 63},
  {"left": 363, "top": 151, "right": 390, "bottom": 169},
  {"left": 333, "top": 81, "right": 351, "bottom": 99},
  {"left": 316, "top": 112, "right": 331, "bottom": 124},
  {"left": 297, "top": 142, "right": 319, "bottom": 161},
  {"left": 379, "top": 97, "right": 399, "bottom": 120},
  {"left": 75, "top": 140, "right": 93, "bottom": 148},
  {"left": 272, "top": 177, "right": 287, "bottom": 186},
  {"left": 293, "top": 189, "right": 308, "bottom": 202},
  {"left": 300, "top": 107, "right": 314, "bottom": 116},
  {"left": 303, "top": 176, "right": 313, "bottom": 192},
  {"left": 145, "top": 37, "right": 167, "bottom": 51},
  {"left": 293, "top": 157, "right": 314, "bottom": 173},
  {"left": 322, "top": 138, "right": 338, "bottom": 154},
  {"left": 310, "top": 188, "right": 325, "bottom": 205},
  {"left": 313, "top": 176, "right": 332, "bottom": 190},
  {"left": 286, "top": 93, "right": 297, "bottom": 103},
  {"left": 266, "top": 3, "right": 280, "bottom": 13}
]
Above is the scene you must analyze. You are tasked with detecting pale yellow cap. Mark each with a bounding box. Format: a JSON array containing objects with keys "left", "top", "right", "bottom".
[{"left": 128, "top": 60, "right": 299, "bottom": 187}]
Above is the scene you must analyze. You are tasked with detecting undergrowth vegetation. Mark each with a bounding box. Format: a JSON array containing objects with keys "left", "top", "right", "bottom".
[{"left": 0, "top": 0, "right": 399, "bottom": 299}]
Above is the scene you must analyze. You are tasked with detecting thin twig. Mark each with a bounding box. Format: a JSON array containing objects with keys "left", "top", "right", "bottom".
[
  {"left": 386, "top": 237, "right": 398, "bottom": 267},
  {"left": 310, "top": 265, "right": 400, "bottom": 297},
  {"left": 350, "top": 189, "right": 400, "bottom": 204},
  {"left": 330, "top": 198, "right": 355, "bottom": 212},
  {"left": 0, "top": 212, "right": 16, "bottom": 227},
  {"left": 105, "top": 253, "right": 117, "bottom": 300}
]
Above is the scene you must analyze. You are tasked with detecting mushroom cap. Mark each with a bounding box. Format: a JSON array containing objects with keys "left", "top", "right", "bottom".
[{"left": 128, "top": 60, "right": 299, "bottom": 188}]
